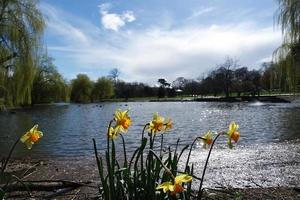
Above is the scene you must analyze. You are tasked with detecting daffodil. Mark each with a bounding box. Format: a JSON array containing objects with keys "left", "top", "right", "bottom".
[
  {"left": 20, "top": 125, "right": 43, "bottom": 149},
  {"left": 227, "top": 121, "right": 240, "bottom": 148},
  {"left": 149, "top": 112, "right": 165, "bottom": 134},
  {"left": 164, "top": 119, "right": 173, "bottom": 131},
  {"left": 201, "top": 130, "right": 213, "bottom": 149},
  {"left": 156, "top": 174, "right": 192, "bottom": 195},
  {"left": 108, "top": 127, "right": 118, "bottom": 140},
  {"left": 114, "top": 109, "right": 131, "bottom": 134}
]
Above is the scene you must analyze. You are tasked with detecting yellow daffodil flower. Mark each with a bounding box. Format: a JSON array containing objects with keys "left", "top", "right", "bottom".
[
  {"left": 108, "top": 127, "right": 118, "bottom": 140},
  {"left": 114, "top": 109, "right": 131, "bottom": 134},
  {"left": 227, "top": 121, "right": 240, "bottom": 148},
  {"left": 201, "top": 130, "right": 213, "bottom": 149},
  {"left": 149, "top": 112, "right": 165, "bottom": 134},
  {"left": 164, "top": 119, "right": 173, "bottom": 131},
  {"left": 156, "top": 174, "right": 192, "bottom": 195},
  {"left": 20, "top": 125, "right": 43, "bottom": 149}
]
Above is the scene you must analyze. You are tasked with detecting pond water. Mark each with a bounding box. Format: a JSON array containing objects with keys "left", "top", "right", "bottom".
[
  {"left": 0, "top": 101, "right": 300, "bottom": 157},
  {"left": 1, "top": 101, "right": 300, "bottom": 188}
]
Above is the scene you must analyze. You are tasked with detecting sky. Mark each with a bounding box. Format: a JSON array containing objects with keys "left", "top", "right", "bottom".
[{"left": 40, "top": 0, "right": 282, "bottom": 85}]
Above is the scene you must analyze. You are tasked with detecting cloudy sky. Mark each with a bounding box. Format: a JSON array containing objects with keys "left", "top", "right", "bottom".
[{"left": 40, "top": 0, "right": 282, "bottom": 84}]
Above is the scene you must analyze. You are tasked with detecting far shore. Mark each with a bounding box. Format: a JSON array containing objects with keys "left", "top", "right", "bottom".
[{"left": 1, "top": 94, "right": 299, "bottom": 112}]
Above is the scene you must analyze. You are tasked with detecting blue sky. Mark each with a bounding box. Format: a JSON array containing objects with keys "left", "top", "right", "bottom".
[{"left": 40, "top": 0, "right": 282, "bottom": 84}]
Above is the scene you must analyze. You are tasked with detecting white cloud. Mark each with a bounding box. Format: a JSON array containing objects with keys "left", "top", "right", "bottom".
[
  {"left": 98, "top": 4, "right": 136, "bottom": 31},
  {"left": 42, "top": 3, "right": 282, "bottom": 85},
  {"left": 123, "top": 11, "right": 136, "bottom": 22},
  {"left": 188, "top": 7, "right": 216, "bottom": 20}
]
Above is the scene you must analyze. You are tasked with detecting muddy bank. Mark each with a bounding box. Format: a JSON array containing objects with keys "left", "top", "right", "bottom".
[
  {"left": 1, "top": 140, "right": 299, "bottom": 199},
  {"left": 1, "top": 157, "right": 99, "bottom": 199}
]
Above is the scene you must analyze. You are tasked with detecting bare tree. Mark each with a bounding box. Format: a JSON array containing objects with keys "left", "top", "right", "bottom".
[
  {"left": 217, "top": 57, "right": 239, "bottom": 97},
  {"left": 108, "top": 68, "right": 120, "bottom": 83}
]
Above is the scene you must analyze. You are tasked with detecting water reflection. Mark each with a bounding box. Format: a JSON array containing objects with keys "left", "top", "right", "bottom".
[{"left": 0, "top": 102, "right": 299, "bottom": 157}]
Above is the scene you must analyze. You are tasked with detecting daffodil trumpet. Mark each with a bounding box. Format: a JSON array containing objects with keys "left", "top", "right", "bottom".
[{"left": 114, "top": 109, "right": 131, "bottom": 134}]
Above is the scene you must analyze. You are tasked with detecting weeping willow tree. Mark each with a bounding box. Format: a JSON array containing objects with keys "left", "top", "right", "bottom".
[
  {"left": 32, "top": 53, "right": 70, "bottom": 104},
  {"left": 0, "top": 0, "right": 45, "bottom": 107},
  {"left": 274, "top": 0, "right": 300, "bottom": 93}
]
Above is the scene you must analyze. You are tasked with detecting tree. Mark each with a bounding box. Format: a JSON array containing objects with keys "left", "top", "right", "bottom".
[
  {"left": 277, "top": 0, "right": 300, "bottom": 44},
  {"left": 274, "top": 0, "right": 300, "bottom": 92},
  {"left": 0, "top": 0, "right": 45, "bottom": 106},
  {"left": 158, "top": 86, "right": 165, "bottom": 98},
  {"left": 92, "top": 77, "right": 114, "bottom": 101},
  {"left": 32, "top": 54, "right": 69, "bottom": 104},
  {"left": 172, "top": 77, "right": 188, "bottom": 89},
  {"left": 158, "top": 78, "right": 170, "bottom": 87},
  {"left": 157, "top": 78, "right": 170, "bottom": 98},
  {"left": 108, "top": 68, "right": 120, "bottom": 83},
  {"left": 71, "top": 74, "right": 93, "bottom": 103},
  {"left": 232, "top": 67, "right": 248, "bottom": 97},
  {"left": 184, "top": 80, "right": 201, "bottom": 96},
  {"left": 216, "top": 57, "right": 238, "bottom": 97}
]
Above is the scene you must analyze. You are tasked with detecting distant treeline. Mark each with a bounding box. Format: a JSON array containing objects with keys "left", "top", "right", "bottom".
[
  {"left": 1, "top": 0, "right": 300, "bottom": 107},
  {"left": 169, "top": 57, "right": 299, "bottom": 98},
  {"left": 68, "top": 57, "right": 300, "bottom": 103}
]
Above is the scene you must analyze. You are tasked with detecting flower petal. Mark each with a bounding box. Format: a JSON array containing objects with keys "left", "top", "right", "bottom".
[
  {"left": 156, "top": 181, "right": 173, "bottom": 193},
  {"left": 175, "top": 174, "right": 192, "bottom": 184},
  {"left": 20, "top": 132, "right": 30, "bottom": 143},
  {"left": 30, "top": 124, "right": 39, "bottom": 133},
  {"left": 25, "top": 140, "right": 33, "bottom": 149}
]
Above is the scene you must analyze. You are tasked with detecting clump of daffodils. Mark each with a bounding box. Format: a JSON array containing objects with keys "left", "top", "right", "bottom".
[
  {"left": 148, "top": 112, "right": 173, "bottom": 134},
  {"left": 108, "top": 109, "right": 131, "bottom": 140},
  {"left": 93, "top": 109, "right": 242, "bottom": 200},
  {"left": 20, "top": 125, "right": 43, "bottom": 149}
]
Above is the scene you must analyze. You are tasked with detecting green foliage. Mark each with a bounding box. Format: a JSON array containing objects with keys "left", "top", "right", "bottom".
[
  {"left": 32, "top": 53, "right": 70, "bottom": 104},
  {"left": 273, "top": 0, "right": 300, "bottom": 92},
  {"left": 276, "top": 0, "right": 300, "bottom": 44},
  {"left": 71, "top": 74, "right": 93, "bottom": 103},
  {"left": 93, "top": 126, "right": 193, "bottom": 200},
  {"left": 0, "top": 0, "right": 45, "bottom": 107},
  {"left": 0, "top": 188, "right": 4, "bottom": 200},
  {"left": 92, "top": 77, "right": 114, "bottom": 102},
  {"left": 93, "top": 111, "right": 240, "bottom": 200}
]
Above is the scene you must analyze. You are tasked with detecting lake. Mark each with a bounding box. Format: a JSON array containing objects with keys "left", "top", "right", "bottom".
[
  {"left": 0, "top": 101, "right": 300, "bottom": 157},
  {"left": 1, "top": 101, "right": 300, "bottom": 188}
]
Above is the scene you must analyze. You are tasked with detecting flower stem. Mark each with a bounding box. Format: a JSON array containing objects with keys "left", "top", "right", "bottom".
[
  {"left": 149, "top": 149, "right": 175, "bottom": 180},
  {"left": 1, "top": 137, "right": 20, "bottom": 174},
  {"left": 160, "top": 134, "right": 164, "bottom": 157},
  {"left": 197, "top": 132, "right": 223, "bottom": 199},
  {"left": 184, "top": 136, "right": 206, "bottom": 173},
  {"left": 120, "top": 134, "right": 127, "bottom": 167},
  {"left": 141, "top": 123, "right": 149, "bottom": 173}
]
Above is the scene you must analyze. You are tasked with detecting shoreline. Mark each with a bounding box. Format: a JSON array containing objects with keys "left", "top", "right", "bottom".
[
  {"left": 2, "top": 157, "right": 299, "bottom": 199},
  {"left": 2, "top": 94, "right": 299, "bottom": 112}
]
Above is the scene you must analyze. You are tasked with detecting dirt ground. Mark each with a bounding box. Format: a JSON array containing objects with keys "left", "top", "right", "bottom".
[{"left": 1, "top": 157, "right": 299, "bottom": 199}]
